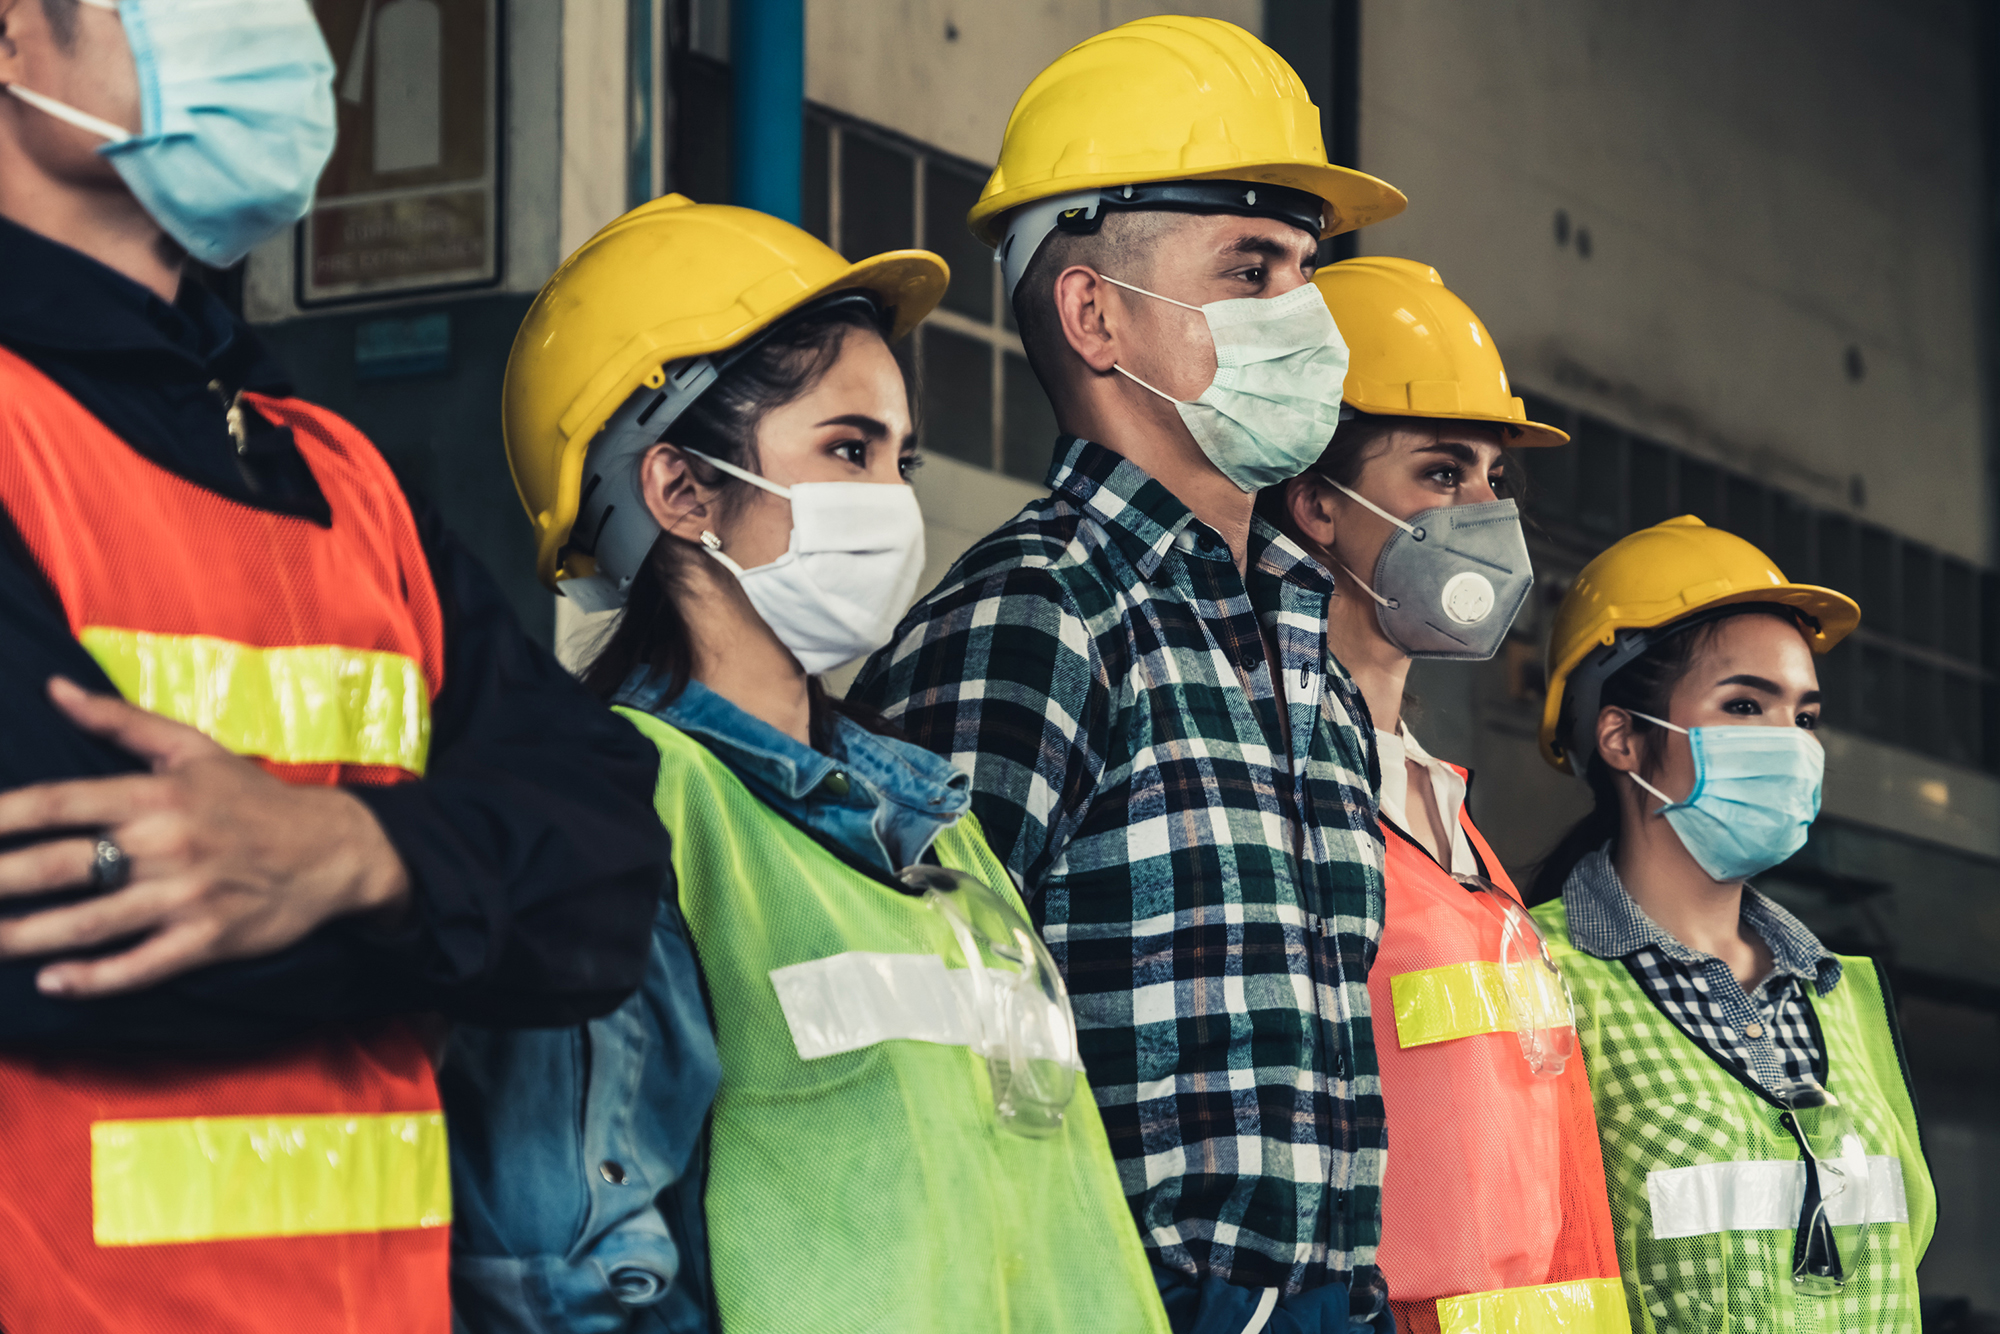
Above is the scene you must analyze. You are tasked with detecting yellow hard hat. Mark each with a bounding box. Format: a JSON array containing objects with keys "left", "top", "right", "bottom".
[
  {"left": 504, "top": 194, "right": 948, "bottom": 592},
  {"left": 1314, "top": 257, "right": 1567, "bottom": 446},
  {"left": 1540, "top": 516, "right": 1861, "bottom": 773},
  {"left": 968, "top": 15, "right": 1405, "bottom": 249}
]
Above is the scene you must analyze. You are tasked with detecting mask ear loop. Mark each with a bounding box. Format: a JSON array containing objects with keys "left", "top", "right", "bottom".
[
  {"left": 1312, "top": 473, "right": 1422, "bottom": 610},
  {"left": 679, "top": 447, "right": 794, "bottom": 500},
  {"left": 4, "top": 84, "right": 133, "bottom": 142},
  {"left": 1615, "top": 709, "right": 1691, "bottom": 811},
  {"left": 1094, "top": 272, "right": 1208, "bottom": 408},
  {"left": 1094, "top": 272, "right": 1202, "bottom": 311},
  {"left": 650, "top": 447, "right": 767, "bottom": 576}
]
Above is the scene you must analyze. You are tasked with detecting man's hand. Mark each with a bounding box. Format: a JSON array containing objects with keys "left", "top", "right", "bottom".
[{"left": 0, "top": 677, "right": 412, "bottom": 998}]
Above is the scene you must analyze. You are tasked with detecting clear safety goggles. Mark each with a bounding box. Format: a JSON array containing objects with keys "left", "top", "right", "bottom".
[
  {"left": 1775, "top": 1079, "right": 1870, "bottom": 1294},
  {"left": 1457, "top": 874, "right": 1578, "bottom": 1078},
  {"left": 897, "top": 865, "right": 1080, "bottom": 1138}
]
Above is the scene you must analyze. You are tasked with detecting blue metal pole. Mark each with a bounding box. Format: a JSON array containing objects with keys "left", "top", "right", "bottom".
[{"left": 730, "top": 0, "right": 804, "bottom": 221}]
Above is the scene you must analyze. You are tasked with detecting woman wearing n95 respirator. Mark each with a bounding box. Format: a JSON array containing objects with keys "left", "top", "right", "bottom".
[
  {"left": 444, "top": 196, "right": 1169, "bottom": 1334},
  {"left": 1528, "top": 517, "right": 1934, "bottom": 1329},
  {"left": 1262, "top": 257, "right": 1630, "bottom": 1334}
]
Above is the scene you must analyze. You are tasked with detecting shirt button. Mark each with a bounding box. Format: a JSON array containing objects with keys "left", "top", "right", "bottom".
[
  {"left": 599, "top": 1160, "right": 628, "bottom": 1185},
  {"left": 820, "top": 771, "right": 851, "bottom": 798},
  {"left": 1744, "top": 1022, "right": 1766, "bottom": 1039}
]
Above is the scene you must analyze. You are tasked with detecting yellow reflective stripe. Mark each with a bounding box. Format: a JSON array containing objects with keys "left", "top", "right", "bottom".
[
  {"left": 91, "top": 1112, "right": 451, "bottom": 1245},
  {"left": 80, "top": 627, "right": 430, "bottom": 774},
  {"left": 1437, "top": 1277, "right": 1632, "bottom": 1333},
  {"left": 1391, "top": 960, "right": 1572, "bottom": 1048}
]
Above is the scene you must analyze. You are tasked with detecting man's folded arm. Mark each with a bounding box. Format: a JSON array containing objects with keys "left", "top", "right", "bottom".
[
  {"left": 0, "top": 496, "right": 665, "bottom": 1047},
  {"left": 340, "top": 497, "right": 666, "bottom": 1027}
]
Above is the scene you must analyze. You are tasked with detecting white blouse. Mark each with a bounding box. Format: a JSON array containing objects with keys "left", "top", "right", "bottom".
[{"left": 1374, "top": 723, "right": 1479, "bottom": 876}]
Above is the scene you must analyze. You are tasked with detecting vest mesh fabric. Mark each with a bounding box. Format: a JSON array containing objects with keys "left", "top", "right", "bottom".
[
  {"left": 0, "top": 352, "right": 449, "bottom": 1332},
  {"left": 1373, "top": 809, "right": 1627, "bottom": 1334},
  {"left": 622, "top": 709, "right": 1171, "bottom": 1334},
  {"left": 1534, "top": 897, "right": 1934, "bottom": 1333},
  {"left": 0, "top": 349, "right": 444, "bottom": 785}
]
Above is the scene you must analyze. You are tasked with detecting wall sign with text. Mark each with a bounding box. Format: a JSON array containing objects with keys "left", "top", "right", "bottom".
[{"left": 300, "top": 0, "right": 500, "bottom": 305}]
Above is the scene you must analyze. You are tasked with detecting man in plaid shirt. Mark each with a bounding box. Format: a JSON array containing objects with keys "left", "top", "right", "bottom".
[{"left": 851, "top": 18, "right": 1410, "bottom": 1331}]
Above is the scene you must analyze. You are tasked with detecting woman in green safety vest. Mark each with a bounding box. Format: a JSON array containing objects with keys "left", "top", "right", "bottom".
[
  {"left": 1526, "top": 515, "right": 1935, "bottom": 1332},
  {"left": 446, "top": 195, "right": 1170, "bottom": 1334}
]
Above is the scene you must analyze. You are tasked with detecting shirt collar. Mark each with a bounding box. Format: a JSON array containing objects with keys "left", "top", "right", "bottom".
[
  {"left": 1045, "top": 435, "right": 1341, "bottom": 596},
  {"left": 0, "top": 213, "right": 289, "bottom": 390},
  {"left": 1562, "top": 843, "right": 1841, "bottom": 994},
  {"left": 615, "top": 672, "right": 971, "bottom": 818},
  {"left": 1248, "top": 517, "right": 1336, "bottom": 597},
  {"left": 1046, "top": 435, "right": 1205, "bottom": 580}
]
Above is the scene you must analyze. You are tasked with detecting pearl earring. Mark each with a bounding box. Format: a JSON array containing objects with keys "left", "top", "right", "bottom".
[{"left": 700, "top": 530, "right": 723, "bottom": 552}]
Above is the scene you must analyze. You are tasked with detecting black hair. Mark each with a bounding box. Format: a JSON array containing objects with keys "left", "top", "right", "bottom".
[
  {"left": 577, "top": 298, "right": 904, "bottom": 745},
  {"left": 1524, "top": 603, "right": 1809, "bottom": 906}
]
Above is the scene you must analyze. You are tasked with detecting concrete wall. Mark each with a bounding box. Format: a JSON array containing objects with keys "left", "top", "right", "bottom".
[
  {"left": 1346, "top": 0, "right": 2000, "bottom": 880},
  {"left": 1350, "top": 6, "right": 1997, "bottom": 1306},
  {"left": 803, "top": 0, "right": 1260, "bottom": 168},
  {"left": 1356, "top": 0, "right": 1985, "bottom": 564}
]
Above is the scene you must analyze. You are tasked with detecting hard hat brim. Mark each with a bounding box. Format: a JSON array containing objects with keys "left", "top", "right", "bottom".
[
  {"left": 969, "top": 161, "right": 1408, "bottom": 247},
  {"left": 1537, "top": 581, "right": 1862, "bottom": 772},
  {"left": 1345, "top": 402, "right": 1572, "bottom": 448}
]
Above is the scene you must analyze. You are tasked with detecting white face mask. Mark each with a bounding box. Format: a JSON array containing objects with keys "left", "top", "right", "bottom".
[
  {"left": 682, "top": 450, "right": 926, "bottom": 675},
  {"left": 1098, "top": 274, "right": 1349, "bottom": 493}
]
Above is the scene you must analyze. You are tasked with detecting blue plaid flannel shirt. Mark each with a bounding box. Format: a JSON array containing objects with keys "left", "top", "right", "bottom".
[{"left": 851, "top": 437, "right": 1389, "bottom": 1300}]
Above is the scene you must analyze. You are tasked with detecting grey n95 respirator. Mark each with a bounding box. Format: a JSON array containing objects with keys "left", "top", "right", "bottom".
[{"left": 1328, "top": 483, "right": 1534, "bottom": 661}]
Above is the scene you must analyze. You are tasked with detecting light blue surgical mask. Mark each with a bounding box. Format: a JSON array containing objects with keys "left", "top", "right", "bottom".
[
  {"left": 1625, "top": 712, "right": 1825, "bottom": 882},
  {"left": 5, "top": 0, "right": 336, "bottom": 268},
  {"left": 1097, "top": 273, "right": 1350, "bottom": 493}
]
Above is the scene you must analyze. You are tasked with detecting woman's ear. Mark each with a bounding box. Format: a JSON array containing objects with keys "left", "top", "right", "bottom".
[
  {"left": 1285, "top": 472, "right": 1340, "bottom": 554},
  {"left": 1594, "top": 706, "right": 1644, "bottom": 775},
  {"left": 638, "top": 442, "right": 713, "bottom": 544}
]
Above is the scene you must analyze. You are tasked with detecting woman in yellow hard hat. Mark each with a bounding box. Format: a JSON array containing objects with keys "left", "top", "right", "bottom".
[
  {"left": 441, "top": 195, "right": 1169, "bottom": 1334},
  {"left": 1528, "top": 516, "right": 1934, "bottom": 1329},
  {"left": 1263, "top": 257, "right": 1629, "bottom": 1333}
]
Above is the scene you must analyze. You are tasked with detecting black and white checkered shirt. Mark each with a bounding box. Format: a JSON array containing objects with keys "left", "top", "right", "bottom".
[
  {"left": 1561, "top": 844, "right": 1841, "bottom": 1092},
  {"left": 853, "top": 436, "right": 1388, "bottom": 1301}
]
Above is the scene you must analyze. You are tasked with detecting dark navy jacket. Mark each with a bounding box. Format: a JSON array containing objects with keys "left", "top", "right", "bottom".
[{"left": 0, "top": 215, "right": 665, "bottom": 1042}]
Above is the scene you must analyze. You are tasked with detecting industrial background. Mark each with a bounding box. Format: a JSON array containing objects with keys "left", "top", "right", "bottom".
[{"left": 236, "top": 2, "right": 1999, "bottom": 1323}]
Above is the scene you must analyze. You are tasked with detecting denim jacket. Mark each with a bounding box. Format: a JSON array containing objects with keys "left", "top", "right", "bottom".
[{"left": 444, "top": 673, "right": 970, "bottom": 1333}]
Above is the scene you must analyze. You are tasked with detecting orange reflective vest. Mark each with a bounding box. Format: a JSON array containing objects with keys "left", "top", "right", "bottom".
[
  {"left": 0, "top": 348, "right": 451, "bottom": 1333},
  {"left": 1370, "top": 782, "right": 1629, "bottom": 1334}
]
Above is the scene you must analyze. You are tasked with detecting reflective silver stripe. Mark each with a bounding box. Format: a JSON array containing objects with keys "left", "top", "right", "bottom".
[
  {"left": 769, "top": 951, "right": 1078, "bottom": 1064},
  {"left": 1238, "top": 1287, "right": 1279, "bottom": 1334},
  {"left": 1646, "top": 1150, "right": 1908, "bottom": 1240}
]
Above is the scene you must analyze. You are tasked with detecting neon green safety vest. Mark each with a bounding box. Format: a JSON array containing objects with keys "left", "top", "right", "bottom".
[
  {"left": 1533, "top": 897, "right": 1935, "bottom": 1333},
  {"left": 619, "top": 709, "right": 1171, "bottom": 1334}
]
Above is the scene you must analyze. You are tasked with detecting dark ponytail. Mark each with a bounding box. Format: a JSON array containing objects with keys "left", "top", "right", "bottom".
[
  {"left": 1524, "top": 605, "right": 1802, "bottom": 906},
  {"left": 575, "top": 298, "right": 902, "bottom": 744}
]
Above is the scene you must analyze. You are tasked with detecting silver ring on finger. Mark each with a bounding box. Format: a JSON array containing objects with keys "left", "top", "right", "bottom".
[{"left": 89, "top": 836, "right": 131, "bottom": 891}]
